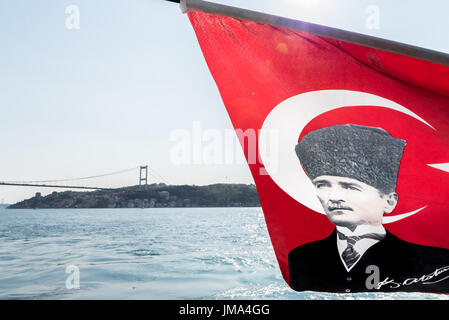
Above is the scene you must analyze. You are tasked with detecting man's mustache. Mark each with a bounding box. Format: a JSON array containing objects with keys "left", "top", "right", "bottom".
[{"left": 326, "top": 202, "right": 353, "bottom": 211}]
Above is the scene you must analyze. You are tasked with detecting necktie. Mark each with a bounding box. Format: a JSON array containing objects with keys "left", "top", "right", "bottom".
[{"left": 337, "top": 232, "right": 385, "bottom": 269}]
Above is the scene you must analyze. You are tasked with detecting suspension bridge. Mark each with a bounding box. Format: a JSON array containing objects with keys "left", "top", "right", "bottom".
[{"left": 0, "top": 165, "right": 170, "bottom": 191}]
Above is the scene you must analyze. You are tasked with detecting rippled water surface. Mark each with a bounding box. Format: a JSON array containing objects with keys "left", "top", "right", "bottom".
[{"left": 0, "top": 208, "right": 447, "bottom": 300}]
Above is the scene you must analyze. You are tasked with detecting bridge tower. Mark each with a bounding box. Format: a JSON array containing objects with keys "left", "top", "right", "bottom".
[{"left": 139, "top": 166, "right": 148, "bottom": 186}]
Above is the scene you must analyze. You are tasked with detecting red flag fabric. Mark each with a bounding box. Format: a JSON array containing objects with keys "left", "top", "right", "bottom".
[{"left": 188, "top": 10, "right": 449, "bottom": 293}]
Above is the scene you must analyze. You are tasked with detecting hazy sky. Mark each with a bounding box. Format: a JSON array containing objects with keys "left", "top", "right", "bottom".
[{"left": 1, "top": 0, "right": 449, "bottom": 203}]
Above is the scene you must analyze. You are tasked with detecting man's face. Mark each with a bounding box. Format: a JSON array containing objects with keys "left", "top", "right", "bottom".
[{"left": 312, "top": 175, "right": 397, "bottom": 230}]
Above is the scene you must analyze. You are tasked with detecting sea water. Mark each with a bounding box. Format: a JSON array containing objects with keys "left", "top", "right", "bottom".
[{"left": 0, "top": 207, "right": 446, "bottom": 300}]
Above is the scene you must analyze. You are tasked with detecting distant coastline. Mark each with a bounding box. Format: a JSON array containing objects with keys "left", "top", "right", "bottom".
[{"left": 8, "top": 183, "right": 261, "bottom": 209}]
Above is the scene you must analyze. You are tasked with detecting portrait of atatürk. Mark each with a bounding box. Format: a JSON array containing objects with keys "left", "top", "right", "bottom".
[{"left": 288, "top": 124, "right": 449, "bottom": 293}]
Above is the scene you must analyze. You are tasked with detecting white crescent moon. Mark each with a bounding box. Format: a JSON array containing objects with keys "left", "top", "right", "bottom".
[{"left": 258, "top": 90, "right": 433, "bottom": 224}]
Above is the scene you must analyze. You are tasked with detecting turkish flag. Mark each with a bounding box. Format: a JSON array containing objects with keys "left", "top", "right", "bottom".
[{"left": 188, "top": 10, "right": 449, "bottom": 293}]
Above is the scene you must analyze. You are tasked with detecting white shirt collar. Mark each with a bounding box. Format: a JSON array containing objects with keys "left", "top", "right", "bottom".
[
  {"left": 336, "top": 224, "right": 386, "bottom": 272},
  {"left": 337, "top": 224, "right": 386, "bottom": 237}
]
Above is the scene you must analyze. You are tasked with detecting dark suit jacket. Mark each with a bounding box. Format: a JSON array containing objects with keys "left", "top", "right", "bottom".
[{"left": 288, "top": 229, "right": 449, "bottom": 293}]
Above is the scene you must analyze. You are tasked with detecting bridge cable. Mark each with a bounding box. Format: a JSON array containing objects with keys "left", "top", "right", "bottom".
[{"left": 3, "top": 166, "right": 139, "bottom": 184}]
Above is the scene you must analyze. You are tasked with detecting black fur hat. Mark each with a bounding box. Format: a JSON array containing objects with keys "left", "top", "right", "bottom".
[{"left": 295, "top": 124, "right": 407, "bottom": 194}]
